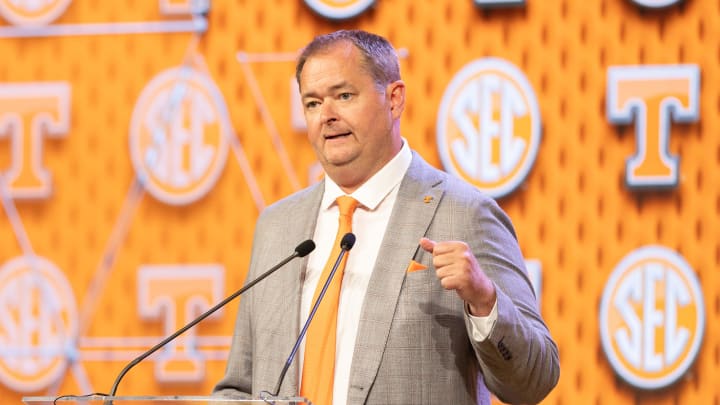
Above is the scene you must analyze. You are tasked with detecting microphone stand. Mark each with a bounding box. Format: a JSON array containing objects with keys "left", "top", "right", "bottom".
[{"left": 268, "top": 233, "right": 356, "bottom": 398}]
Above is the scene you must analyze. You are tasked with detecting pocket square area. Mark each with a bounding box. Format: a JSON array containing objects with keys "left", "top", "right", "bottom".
[{"left": 406, "top": 260, "right": 428, "bottom": 273}]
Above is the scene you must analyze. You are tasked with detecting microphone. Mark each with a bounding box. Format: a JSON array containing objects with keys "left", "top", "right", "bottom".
[
  {"left": 267, "top": 232, "right": 356, "bottom": 397},
  {"left": 107, "top": 239, "right": 316, "bottom": 398}
]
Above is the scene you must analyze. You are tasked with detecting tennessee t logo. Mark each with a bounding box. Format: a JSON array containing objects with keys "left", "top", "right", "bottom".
[
  {"left": 0, "top": 82, "right": 70, "bottom": 199},
  {"left": 607, "top": 65, "right": 700, "bottom": 189},
  {"left": 137, "top": 264, "right": 225, "bottom": 382}
]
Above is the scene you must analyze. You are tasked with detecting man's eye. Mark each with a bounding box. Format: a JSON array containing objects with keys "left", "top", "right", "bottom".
[
  {"left": 305, "top": 101, "right": 319, "bottom": 109},
  {"left": 339, "top": 93, "right": 352, "bottom": 100}
]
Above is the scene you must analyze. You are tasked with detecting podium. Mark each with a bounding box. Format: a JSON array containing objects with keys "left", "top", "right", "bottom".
[{"left": 22, "top": 396, "right": 311, "bottom": 404}]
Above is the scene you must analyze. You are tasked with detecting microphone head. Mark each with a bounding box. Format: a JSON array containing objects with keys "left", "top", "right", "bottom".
[
  {"left": 340, "top": 233, "right": 356, "bottom": 250},
  {"left": 295, "top": 239, "right": 316, "bottom": 257}
]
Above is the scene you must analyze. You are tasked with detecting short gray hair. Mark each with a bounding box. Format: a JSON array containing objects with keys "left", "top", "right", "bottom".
[{"left": 295, "top": 30, "right": 400, "bottom": 89}]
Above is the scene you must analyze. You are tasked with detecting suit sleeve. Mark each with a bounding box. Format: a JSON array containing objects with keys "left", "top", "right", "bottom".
[
  {"left": 464, "top": 196, "right": 560, "bottom": 404},
  {"left": 212, "top": 218, "right": 266, "bottom": 398},
  {"left": 212, "top": 291, "right": 254, "bottom": 397}
]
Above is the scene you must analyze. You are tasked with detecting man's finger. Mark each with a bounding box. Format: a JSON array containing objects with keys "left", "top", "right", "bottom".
[{"left": 419, "top": 237, "right": 436, "bottom": 253}]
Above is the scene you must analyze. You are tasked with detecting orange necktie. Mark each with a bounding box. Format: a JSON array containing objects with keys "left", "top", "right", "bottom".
[{"left": 301, "top": 196, "right": 359, "bottom": 405}]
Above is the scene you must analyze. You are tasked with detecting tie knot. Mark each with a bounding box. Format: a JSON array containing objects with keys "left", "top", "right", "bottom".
[{"left": 336, "top": 196, "right": 359, "bottom": 217}]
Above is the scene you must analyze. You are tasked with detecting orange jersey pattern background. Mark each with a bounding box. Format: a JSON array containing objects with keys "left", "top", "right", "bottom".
[{"left": 0, "top": 1, "right": 718, "bottom": 404}]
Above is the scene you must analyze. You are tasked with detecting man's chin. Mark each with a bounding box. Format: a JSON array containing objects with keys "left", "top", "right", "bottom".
[{"left": 321, "top": 150, "right": 358, "bottom": 168}]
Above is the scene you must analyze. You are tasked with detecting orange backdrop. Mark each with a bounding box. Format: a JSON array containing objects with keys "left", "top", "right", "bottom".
[{"left": 0, "top": 0, "right": 718, "bottom": 404}]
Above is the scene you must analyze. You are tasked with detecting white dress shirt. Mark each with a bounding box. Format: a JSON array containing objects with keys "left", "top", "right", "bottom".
[{"left": 299, "top": 140, "right": 497, "bottom": 405}]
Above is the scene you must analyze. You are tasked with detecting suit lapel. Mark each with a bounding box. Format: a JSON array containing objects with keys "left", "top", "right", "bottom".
[{"left": 347, "top": 152, "right": 445, "bottom": 403}]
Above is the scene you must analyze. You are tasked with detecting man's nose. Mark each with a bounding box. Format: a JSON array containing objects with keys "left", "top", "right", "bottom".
[{"left": 320, "top": 100, "right": 337, "bottom": 123}]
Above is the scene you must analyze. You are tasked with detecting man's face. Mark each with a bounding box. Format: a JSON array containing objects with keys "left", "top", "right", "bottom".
[{"left": 299, "top": 42, "right": 404, "bottom": 191}]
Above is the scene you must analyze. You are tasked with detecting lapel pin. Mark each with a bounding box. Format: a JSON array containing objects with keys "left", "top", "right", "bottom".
[{"left": 423, "top": 195, "right": 433, "bottom": 204}]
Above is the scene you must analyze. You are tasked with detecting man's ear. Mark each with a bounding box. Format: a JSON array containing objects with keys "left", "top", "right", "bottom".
[{"left": 388, "top": 80, "right": 406, "bottom": 118}]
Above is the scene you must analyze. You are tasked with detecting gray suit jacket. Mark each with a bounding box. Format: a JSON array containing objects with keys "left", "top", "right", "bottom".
[{"left": 214, "top": 152, "right": 559, "bottom": 404}]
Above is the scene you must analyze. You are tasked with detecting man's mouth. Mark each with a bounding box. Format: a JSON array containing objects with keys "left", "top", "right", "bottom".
[{"left": 324, "top": 132, "right": 351, "bottom": 140}]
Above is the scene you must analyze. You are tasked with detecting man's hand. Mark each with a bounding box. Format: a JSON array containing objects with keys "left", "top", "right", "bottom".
[{"left": 419, "top": 237, "right": 497, "bottom": 316}]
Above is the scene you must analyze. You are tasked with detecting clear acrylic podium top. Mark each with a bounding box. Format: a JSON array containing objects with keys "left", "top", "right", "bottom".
[{"left": 22, "top": 396, "right": 311, "bottom": 405}]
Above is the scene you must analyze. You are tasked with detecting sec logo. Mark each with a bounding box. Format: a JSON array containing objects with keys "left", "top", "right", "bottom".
[
  {"left": 0, "top": 0, "right": 71, "bottom": 27},
  {"left": 436, "top": 57, "right": 541, "bottom": 199},
  {"left": 599, "top": 245, "right": 705, "bottom": 390},
  {"left": 630, "top": 0, "right": 682, "bottom": 9},
  {"left": 303, "top": 0, "right": 375, "bottom": 20},
  {"left": 129, "top": 66, "right": 231, "bottom": 206},
  {"left": 0, "top": 255, "right": 78, "bottom": 392}
]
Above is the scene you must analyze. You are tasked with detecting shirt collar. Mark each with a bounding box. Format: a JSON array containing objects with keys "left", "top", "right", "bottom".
[{"left": 322, "top": 138, "right": 412, "bottom": 211}]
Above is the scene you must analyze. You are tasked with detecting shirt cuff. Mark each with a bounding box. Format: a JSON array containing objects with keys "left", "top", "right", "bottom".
[{"left": 466, "top": 300, "right": 498, "bottom": 342}]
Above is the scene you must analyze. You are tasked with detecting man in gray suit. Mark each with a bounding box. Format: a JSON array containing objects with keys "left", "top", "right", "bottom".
[{"left": 214, "top": 30, "right": 559, "bottom": 405}]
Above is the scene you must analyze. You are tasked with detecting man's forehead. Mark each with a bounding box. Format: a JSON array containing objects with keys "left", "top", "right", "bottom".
[
  {"left": 304, "top": 42, "right": 358, "bottom": 69},
  {"left": 299, "top": 46, "right": 365, "bottom": 94}
]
